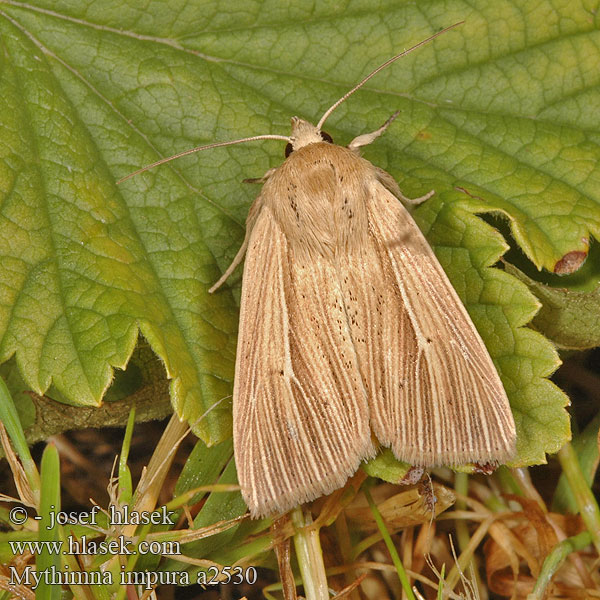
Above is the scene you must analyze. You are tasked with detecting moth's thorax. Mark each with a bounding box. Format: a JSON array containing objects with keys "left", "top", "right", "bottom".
[{"left": 262, "top": 142, "right": 375, "bottom": 258}]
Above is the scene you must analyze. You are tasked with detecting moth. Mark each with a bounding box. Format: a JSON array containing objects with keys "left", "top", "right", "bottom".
[{"left": 120, "top": 23, "right": 516, "bottom": 518}]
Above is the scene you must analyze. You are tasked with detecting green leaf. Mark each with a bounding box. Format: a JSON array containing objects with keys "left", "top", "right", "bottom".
[
  {"left": 363, "top": 448, "right": 411, "bottom": 483},
  {"left": 0, "top": 0, "right": 585, "bottom": 459},
  {"left": 174, "top": 438, "right": 234, "bottom": 505},
  {"left": 2, "top": 342, "right": 173, "bottom": 446},
  {"left": 37, "top": 443, "right": 61, "bottom": 600},
  {"left": 552, "top": 414, "right": 600, "bottom": 514},
  {"left": 506, "top": 262, "right": 600, "bottom": 350},
  {"left": 0, "top": 375, "right": 33, "bottom": 462},
  {"left": 164, "top": 457, "right": 248, "bottom": 576},
  {"left": 0, "top": 375, "right": 41, "bottom": 502}
]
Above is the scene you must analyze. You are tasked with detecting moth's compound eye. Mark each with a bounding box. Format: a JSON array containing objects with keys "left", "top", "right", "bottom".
[
  {"left": 285, "top": 143, "right": 293, "bottom": 158},
  {"left": 320, "top": 131, "right": 333, "bottom": 143}
]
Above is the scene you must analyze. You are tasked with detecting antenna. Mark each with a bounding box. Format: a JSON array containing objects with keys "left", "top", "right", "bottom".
[
  {"left": 117, "top": 134, "right": 290, "bottom": 184},
  {"left": 316, "top": 21, "right": 464, "bottom": 130}
]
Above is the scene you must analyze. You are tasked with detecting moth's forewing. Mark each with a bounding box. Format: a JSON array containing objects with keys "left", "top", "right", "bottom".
[
  {"left": 233, "top": 169, "right": 375, "bottom": 517},
  {"left": 351, "top": 176, "right": 515, "bottom": 466}
]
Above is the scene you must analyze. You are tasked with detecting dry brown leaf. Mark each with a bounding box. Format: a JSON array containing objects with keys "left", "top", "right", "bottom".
[{"left": 484, "top": 507, "right": 597, "bottom": 599}]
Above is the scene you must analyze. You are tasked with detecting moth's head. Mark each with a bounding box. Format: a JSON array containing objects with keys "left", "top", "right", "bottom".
[{"left": 286, "top": 117, "right": 333, "bottom": 157}]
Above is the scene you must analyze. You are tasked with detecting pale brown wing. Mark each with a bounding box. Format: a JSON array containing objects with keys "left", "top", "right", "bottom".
[
  {"left": 233, "top": 206, "right": 374, "bottom": 518},
  {"left": 339, "top": 180, "right": 516, "bottom": 467}
]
